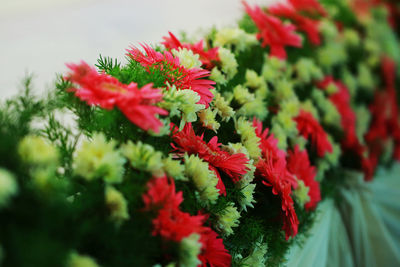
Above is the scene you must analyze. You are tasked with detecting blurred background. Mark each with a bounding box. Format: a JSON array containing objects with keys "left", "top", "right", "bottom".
[{"left": 0, "top": 0, "right": 277, "bottom": 99}]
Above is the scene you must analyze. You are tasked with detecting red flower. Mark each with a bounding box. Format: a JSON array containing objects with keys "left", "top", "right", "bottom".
[
  {"left": 269, "top": 3, "right": 322, "bottom": 45},
  {"left": 287, "top": 0, "right": 327, "bottom": 16},
  {"left": 198, "top": 227, "right": 231, "bottom": 267},
  {"left": 253, "top": 118, "right": 287, "bottom": 163},
  {"left": 162, "top": 32, "right": 220, "bottom": 70},
  {"left": 66, "top": 61, "right": 167, "bottom": 133},
  {"left": 243, "top": 1, "right": 302, "bottom": 59},
  {"left": 171, "top": 123, "right": 249, "bottom": 195},
  {"left": 143, "top": 176, "right": 206, "bottom": 242},
  {"left": 287, "top": 145, "right": 321, "bottom": 210},
  {"left": 294, "top": 110, "right": 333, "bottom": 157},
  {"left": 256, "top": 156, "right": 298, "bottom": 240},
  {"left": 127, "top": 44, "right": 215, "bottom": 107}
]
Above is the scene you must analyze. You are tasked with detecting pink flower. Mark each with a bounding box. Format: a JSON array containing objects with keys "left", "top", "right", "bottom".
[
  {"left": 294, "top": 110, "right": 333, "bottom": 157},
  {"left": 66, "top": 61, "right": 167, "bottom": 133},
  {"left": 127, "top": 44, "right": 215, "bottom": 107},
  {"left": 171, "top": 123, "right": 249, "bottom": 195},
  {"left": 162, "top": 31, "right": 220, "bottom": 70},
  {"left": 243, "top": 1, "right": 302, "bottom": 59},
  {"left": 287, "top": 145, "right": 321, "bottom": 210}
]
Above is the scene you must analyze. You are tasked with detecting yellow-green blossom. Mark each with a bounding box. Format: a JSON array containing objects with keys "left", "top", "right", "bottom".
[
  {"left": 292, "top": 136, "right": 307, "bottom": 151},
  {"left": 18, "top": 135, "right": 59, "bottom": 167},
  {"left": 357, "top": 63, "right": 375, "bottom": 91},
  {"left": 179, "top": 233, "right": 202, "bottom": 267},
  {"left": 293, "top": 180, "right": 310, "bottom": 207},
  {"left": 275, "top": 80, "right": 295, "bottom": 101},
  {"left": 273, "top": 111, "right": 298, "bottom": 138},
  {"left": 318, "top": 43, "right": 347, "bottom": 68},
  {"left": 271, "top": 124, "right": 288, "bottom": 150},
  {"left": 74, "top": 134, "right": 125, "bottom": 184},
  {"left": 295, "top": 59, "right": 323, "bottom": 84},
  {"left": 172, "top": 48, "right": 202, "bottom": 69},
  {"left": 163, "top": 156, "right": 186, "bottom": 181},
  {"left": 213, "top": 92, "right": 235, "bottom": 121},
  {"left": 67, "top": 252, "right": 100, "bottom": 267},
  {"left": 0, "top": 168, "right": 18, "bottom": 208},
  {"left": 319, "top": 20, "right": 338, "bottom": 40},
  {"left": 216, "top": 202, "right": 240, "bottom": 236},
  {"left": 214, "top": 27, "right": 257, "bottom": 51},
  {"left": 219, "top": 47, "right": 238, "bottom": 80},
  {"left": 238, "top": 98, "right": 268, "bottom": 120},
  {"left": 343, "top": 29, "right": 360, "bottom": 47},
  {"left": 342, "top": 69, "right": 358, "bottom": 97},
  {"left": 281, "top": 99, "right": 300, "bottom": 117},
  {"left": 235, "top": 117, "right": 261, "bottom": 160},
  {"left": 261, "top": 55, "right": 286, "bottom": 82},
  {"left": 105, "top": 186, "right": 129, "bottom": 225},
  {"left": 161, "top": 85, "right": 205, "bottom": 129},
  {"left": 121, "top": 141, "right": 164, "bottom": 177},
  {"left": 184, "top": 154, "right": 219, "bottom": 205},
  {"left": 301, "top": 100, "right": 320, "bottom": 120},
  {"left": 198, "top": 108, "right": 220, "bottom": 132},
  {"left": 245, "top": 69, "right": 268, "bottom": 95},
  {"left": 210, "top": 67, "right": 227, "bottom": 85},
  {"left": 355, "top": 106, "right": 371, "bottom": 142},
  {"left": 241, "top": 240, "right": 268, "bottom": 267}
]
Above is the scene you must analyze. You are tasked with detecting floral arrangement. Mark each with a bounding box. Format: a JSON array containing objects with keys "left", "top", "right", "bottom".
[{"left": 0, "top": 0, "right": 399, "bottom": 266}]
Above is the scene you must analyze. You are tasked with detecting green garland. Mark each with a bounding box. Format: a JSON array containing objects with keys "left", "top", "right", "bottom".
[{"left": 0, "top": 0, "right": 399, "bottom": 266}]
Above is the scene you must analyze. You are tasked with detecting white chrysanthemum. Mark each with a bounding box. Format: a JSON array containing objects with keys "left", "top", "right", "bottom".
[
  {"left": 105, "top": 186, "right": 129, "bottom": 225},
  {"left": 295, "top": 58, "right": 323, "bottom": 83},
  {"left": 275, "top": 80, "right": 295, "bottom": 101},
  {"left": 67, "top": 252, "right": 100, "bottom": 267},
  {"left": 74, "top": 133, "right": 126, "bottom": 184},
  {"left": 216, "top": 202, "right": 241, "bottom": 236},
  {"left": 238, "top": 98, "right": 268, "bottom": 120},
  {"left": 121, "top": 141, "right": 164, "bottom": 177},
  {"left": 172, "top": 48, "right": 202, "bottom": 69},
  {"left": 235, "top": 117, "right": 261, "bottom": 160},
  {"left": 179, "top": 233, "right": 202, "bottom": 267},
  {"left": 0, "top": 168, "right": 18, "bottom": 208},
  {"left": 18, "top": 135, "right": 59, "bottom": 166},
  {"left": 184, "top": 154, "right": 220, "bottom": 205},
  {"left": 210, "top": 67, "right": 227, "bottom": 85},
  {"left": 198, "top": 108, "right": 220, "bottom": 132}
]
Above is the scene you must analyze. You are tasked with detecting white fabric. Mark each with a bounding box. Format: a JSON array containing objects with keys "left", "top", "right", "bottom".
[{"left": 286, "top": 163, "right": 400, "bottom": 267}]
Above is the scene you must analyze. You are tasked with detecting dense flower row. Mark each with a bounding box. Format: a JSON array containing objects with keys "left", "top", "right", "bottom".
[{"left": 1, "top": 0, "right": 399, "bottom": 266}]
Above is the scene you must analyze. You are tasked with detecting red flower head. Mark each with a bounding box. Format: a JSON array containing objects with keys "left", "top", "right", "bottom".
[
  {"left": 294, "top": 109, "right": 333, "bottom": 157},
  {"left": 287, "top": 145, "right": 321, "bottom": 210},
  {"left": 253, "top": 118, "right": 287, "bottom": 163},
  {"left": 162, "top": 32, "right": 220, "bottom": 70},
  {"left": 171, "top": 123, "right": 249, "bottom": 195},
  {"left": 66, "top": 61, "right": 167, "bottom": 133},
  {"left": 127, "top": 44, "right": 215, "bottom": 107},
  {"left": 143, "top": 176, "right": 206, "bottom": 242},
  {"left": 243, "top": 1, "right": 302, "bottom": 59},
  {"left": 198, "top": 227, "right": 231, "bottom": 267},
  {"left": 256, "top": 156, "right": 298, "bottom": 240},
  {"left": 288, "top": 0, "right": 327, "bottom": 16},
  {"left": 269, "top": 3, "right": 323, "bottom": 45}
]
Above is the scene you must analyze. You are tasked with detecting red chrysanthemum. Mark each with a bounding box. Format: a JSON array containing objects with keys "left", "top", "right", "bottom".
[
  {"left": 171, "top": 123, "right": 249, "bottom": 195},
  {"left": 127, "top": 44, "right": 215, "bottom": 107},
  {"left": 243, "top": 1, "right": 302, "bottom": 59},
  {"left": 317, "top": 76, "right": 363, "bottom": 151},
  {"left": 287, "top": 145, "right": 321, "bottom": 210},
  {"left": 162, "top": 31, "right": 220, "bottom": 70},
  {"left": 66, "top": 61, "right": 167, "bottom": 133},
  {"left": 287, "top": 0, "right": 327, "bottom": 17},
  {"left": 269, "top": 3, "right": 322, "bottom": 45},
  {"left": 256, "top": 156, "right": 298, "bottom": 240},
  {"left": 198, "top": 227, "right": 232, "bottom": 267},
  {"left": 294, "top": 109, "right": 333, "bottom": 157},
  {"left": 143, "top": 176, "right": 206, "bottom": 242}
]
